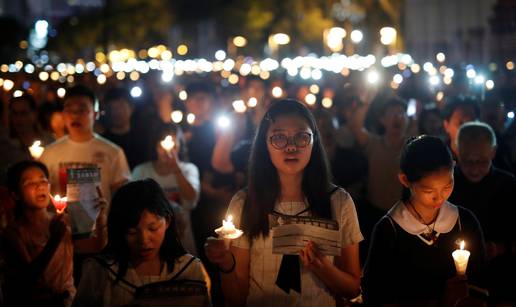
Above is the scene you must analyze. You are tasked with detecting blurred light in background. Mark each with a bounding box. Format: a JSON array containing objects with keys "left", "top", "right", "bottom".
[{"left": 130, "top": 86, "right": 142, "bottom": 98}]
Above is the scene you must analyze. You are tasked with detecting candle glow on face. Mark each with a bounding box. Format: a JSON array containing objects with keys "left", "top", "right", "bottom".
[{"left": 28, "top": 140, "right": 45, "bottom": 159}]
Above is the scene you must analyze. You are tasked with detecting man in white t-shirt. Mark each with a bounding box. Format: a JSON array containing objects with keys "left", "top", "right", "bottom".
[
  {"left": 41, "top": 85, "right": 131, "bottom": 201},
  {"left": 40, "top": 85, "right": 131, "bottom": 251}
]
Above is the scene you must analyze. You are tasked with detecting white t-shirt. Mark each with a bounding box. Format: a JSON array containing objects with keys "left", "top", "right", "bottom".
[
  {"left": 132, "top": 161, "right": 200, "bottom": 255},
  {"left": 40, "top": 134, "right": 131, "bottom": 201},
  {"left": 228, "top": 188, "right": 363, "bottom": 307}
]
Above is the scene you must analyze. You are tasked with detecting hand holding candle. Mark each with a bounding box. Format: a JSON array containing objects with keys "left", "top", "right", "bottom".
[
  {"left": 28, "top": 140, "right": 45, "bottom": 159},
  {"left": 160, "top": 135, "right": 175, "bottom": 156},
  {"left": 51, "top": 194, "right": 68, "bottom": 214},
  {"left": 215, "top": 215, "right": 243, "bottom": 249},
  {"left": 452, "top": 240, "right": 470, "bottom": 275}
]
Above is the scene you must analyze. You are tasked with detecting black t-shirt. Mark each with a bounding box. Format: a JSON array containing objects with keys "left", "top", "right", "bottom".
[
  {"left": 363, "top": 206, "right": 486, "bottom": 305},
  {"left": 102, "top": 130, "right": 149, "bottom": 170}
]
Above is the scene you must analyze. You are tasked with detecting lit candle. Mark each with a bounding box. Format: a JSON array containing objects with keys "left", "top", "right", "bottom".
[
  {"left": 51, "top": 194, "right": 68, "bottom": 214},
  {"left": 215, "top": 215, "right": 243, "bottom": 248},
  {"left": 160, "top": 135, "right": 175, "bottom": 156},
  {"left": 28, "top": 140, "right": 44, "bottom": 159},
  {"left": 452, "top": 240, "right": 470, "bottom": 275}
]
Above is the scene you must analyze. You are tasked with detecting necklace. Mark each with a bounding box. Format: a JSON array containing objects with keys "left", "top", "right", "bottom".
[{"left": 406, "top": 200, "right": 439, "bottom": 244}]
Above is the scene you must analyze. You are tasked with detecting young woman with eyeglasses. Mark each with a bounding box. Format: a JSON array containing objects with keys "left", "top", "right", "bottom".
[{"left": 204, "top": 99, "right": 363, "bottom": 306}]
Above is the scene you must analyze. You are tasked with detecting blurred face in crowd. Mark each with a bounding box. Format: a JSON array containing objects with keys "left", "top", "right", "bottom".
[
  {"left": 481, "top": 102, "right": 505, "bottom": 133},
  {"left": 107, "top": 98, "right": 133, "bottom": 130},
  {"left": 380, "top": 104, "right": 408, "bottom": 137},
  {"left": 244, "top": 80, "right": 266, "bottom": 103},
  {"left": 420, "top": 111, "right": 443, "bottom": 136},
  {"left": 458, "top": 139, "right": 494, "bottom": 183},
  {"left": 49, "top": 111, "right": 66, "bottom": 138},
  {"left": 63, "top": 95, "right": 95, "bottom": 140},
  {"left": 444, "top": 106, "right": 476, "bottom": 142},
  {"left": 10, "top": 98, "right": 37, "bottom": 134},
  {"left": 185, "top": 92, "right": 213, "bottom": 124},
  {"left": 125, "top": 209, "right": 169, "bottom": 263},
  {"left": 17, "top": 167, "right": 51, "bottom": 210},
  {"left": 267, "top": 115, "right": 313, "bottom": 177}
]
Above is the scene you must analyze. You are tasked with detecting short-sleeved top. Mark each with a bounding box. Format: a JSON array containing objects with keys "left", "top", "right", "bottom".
[
  {"left": 227, "top": 188, "right": 363, "bottom": 307},
  {"left": 363, "top": 134, "right": 404, "bottom": 211},
  {"left": 2, "top": 218, "right": 75, "bottom": 306},
  {"left": 132, "top": 161, "right": 200, "bottom": 211},
  {"left": 74, "top": 254, "right": 211, "bottom": 307},
  {"left": 40, "top": 134, "right": 131, "bottom": 201},
  {"left": 363, "top": 201, "right": 487, "bottom": 305}
]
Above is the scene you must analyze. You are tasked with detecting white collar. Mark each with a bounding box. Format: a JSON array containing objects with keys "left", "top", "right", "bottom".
[{"left": 388, "top": 200, "right": 458, "bottom": 236}]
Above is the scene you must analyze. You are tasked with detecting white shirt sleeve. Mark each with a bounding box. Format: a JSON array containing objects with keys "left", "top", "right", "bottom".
[
  {"left": 332, "top": 189, "right": 364, "bottom": 247},
  {"left": 179, "top": 162, "right": 201, "bottom": 208},
  {"left": 110, "top": 148, "right": 131, "bottom": 188}
]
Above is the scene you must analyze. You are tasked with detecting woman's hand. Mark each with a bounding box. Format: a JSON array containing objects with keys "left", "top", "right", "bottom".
[
  {"left": 49, "top": 213, "right": 67, "bottom": 243},
  {"left": 299, "top": 241, "right": 332, "bottom": 273},
  {"left": 442, "top": 275, "right": 469, "bottom": 307},
  {"left": 204, "top": 237, "right": 234, "bottom": 271}
]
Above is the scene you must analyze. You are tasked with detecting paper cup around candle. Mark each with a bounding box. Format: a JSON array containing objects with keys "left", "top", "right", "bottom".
[
  {"left": 160, "top": 135, "right": 175, "bottom": 156},
  {"left": 51, "top": 194, "right": 68, "bottom": 214},
  {"left": 452, "top": 240, "right": 470, "bottom": 275},
  {"left": 215, "top": 215, "right": 243, "bottom": 249}
]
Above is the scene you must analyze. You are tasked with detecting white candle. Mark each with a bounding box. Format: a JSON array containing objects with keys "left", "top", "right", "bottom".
[
  {"left": 51, "top": 194, "right": 68, "bottom": 214},
  {"left": 160, "top": 135, "right": 175, "bottom": 155},
  {"left": 452, "top": 240, "right": 470, "bottom": 275},
  {"left": 28, "top": 140, "right": 44, "bottom": 159},
  {"left": 215, "top": 215, "right": 243, "bottom": 248}
]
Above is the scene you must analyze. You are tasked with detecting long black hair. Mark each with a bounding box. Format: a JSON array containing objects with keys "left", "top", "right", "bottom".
[
  {"left": 399, "top": 135, "right": 454, "bottom": 201},
  {"left": 103, "top": 179, "right": 186, "bottom": 280},
  {"left": 242, "top": 99, "right": 333, "bottom": 240}
]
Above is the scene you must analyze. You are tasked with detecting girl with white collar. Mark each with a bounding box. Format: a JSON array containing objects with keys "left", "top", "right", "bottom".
[{"left": 363, "top": 135, "right": 487, "bottom": 307}]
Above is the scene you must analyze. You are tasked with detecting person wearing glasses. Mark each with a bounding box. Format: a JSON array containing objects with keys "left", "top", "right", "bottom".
[{"left": 204, "top": 99, "right": 363, "bottom": 306}]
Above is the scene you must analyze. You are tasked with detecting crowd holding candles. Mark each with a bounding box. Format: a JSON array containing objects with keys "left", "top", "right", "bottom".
[{"left": 0, "top": 48, "right": 515, "bottom": 307}]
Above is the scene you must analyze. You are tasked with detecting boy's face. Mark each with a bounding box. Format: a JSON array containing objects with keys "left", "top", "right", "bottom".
[
  {"left": 444, "top": 106, "right": 476, "bottom": 142},
  {"left": 458, "top": 140, "right": 495, "bottom": 183},
  {"left": 63, "top": 96, "right": 95, "bottom": 137}
]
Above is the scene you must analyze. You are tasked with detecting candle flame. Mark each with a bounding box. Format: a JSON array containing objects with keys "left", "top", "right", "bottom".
[
  {"left": 160, "top": 135, "right": 175, "bottom": 151},
  {"left": 28, "top": 140, "right": 45, "bottom": 159},
  {"left": 226, "top": 215, "right": 233, "bottom": 223},
  {"left": 460, "top": 240, "right": 465, "bottom": 250}
]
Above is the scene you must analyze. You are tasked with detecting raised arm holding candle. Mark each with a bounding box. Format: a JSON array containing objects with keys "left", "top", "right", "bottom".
[{"left": 28, "top": 140, "right": 45, "bottom": 160}]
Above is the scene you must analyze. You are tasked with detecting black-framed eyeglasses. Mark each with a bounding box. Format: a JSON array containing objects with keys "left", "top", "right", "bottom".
[{"left": 269, "top": 132, "right": 312, "bottom": 150}]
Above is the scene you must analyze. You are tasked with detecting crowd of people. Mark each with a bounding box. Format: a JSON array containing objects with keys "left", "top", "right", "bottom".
[{"left": 0, "top": 70, "right": 515, "bottom": 307}]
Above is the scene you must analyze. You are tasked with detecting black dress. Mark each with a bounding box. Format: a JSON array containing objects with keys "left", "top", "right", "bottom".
[{"left": 362, "top": 201, "right": 486, "bottom": 305}]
